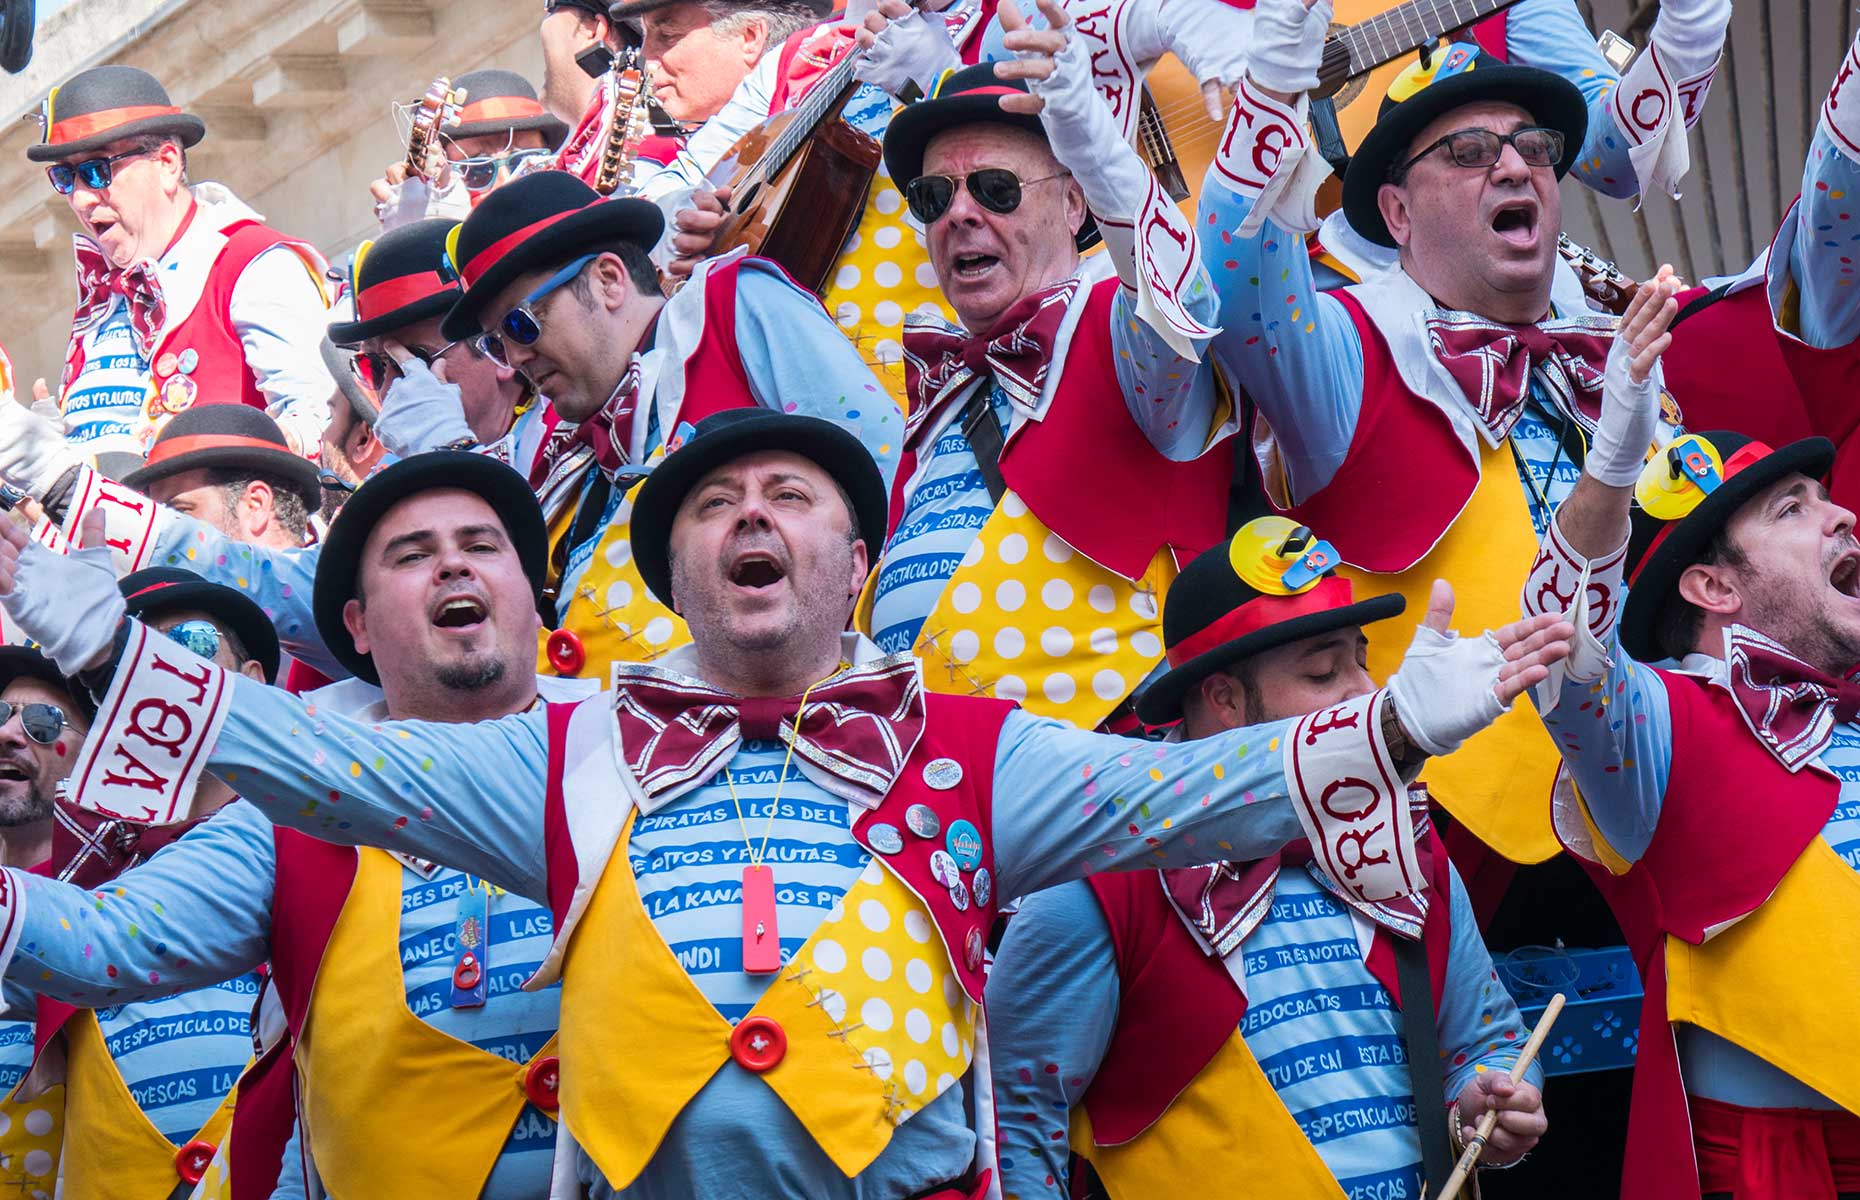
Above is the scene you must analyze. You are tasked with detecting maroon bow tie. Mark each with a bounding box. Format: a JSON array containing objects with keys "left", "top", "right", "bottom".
[
  {"left": 52, "top": 798, "right": 203, "bottom": 890},
  {"left": 610, "top": 655, "right": 926, "bottom": 805},
  {"left": 569, "top": 361, "right": 641, "bottom": 480},
  {"left": 1425, "top": 312, "right": 1613, "bottom": 441},
  {"left": 1164, "top": 789, "right": 1434, "bottom": 953},
  {"left": 72, "top": 240, "right": 166, "bottom": 359},
  {"left": 1723, "top": 625, "right": 1860, "bottom": 771},
  {"left": 902, "top": 277, "right": 1080, "bottom": 446}
]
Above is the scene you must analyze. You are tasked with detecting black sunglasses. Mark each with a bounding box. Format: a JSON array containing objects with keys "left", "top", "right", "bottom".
[
  {"left": 0, "top": 701, "right": 68, "bottom": 745},
  {"left": 348, "top": 341, "right": 465, "bottom": 391},
  {"left": 47, "top": 148, "right": 155, "bottom": 195},
  {"left": 904, "top": 168, "right": 1070, "bottom": 224},
  {"left": 1396, "top": 126, "right": 1565, "bottom": 177},
  {"left": 456, "top": 147, "right": 555, "bottom": 193}
]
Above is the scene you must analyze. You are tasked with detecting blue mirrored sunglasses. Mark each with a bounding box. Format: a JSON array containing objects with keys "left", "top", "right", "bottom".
[
  {"left": 475, "top": 253, "right": 598, "bottom": 366},
  {"left": 159, "top": 619, "right": 225, "bottom": 661}
]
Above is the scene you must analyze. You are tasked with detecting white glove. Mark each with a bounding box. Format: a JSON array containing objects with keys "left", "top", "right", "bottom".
[
  {"left": 373, "top": 358, "right": 477, "bottom": 457},
  {"left": 1648, "top": 0, "right": 1731, "bottom": 90},
  {"left": 853, "top": 7, "right": 961, "bottom": 98},
  {"left": 1523, "top": 515, "right": 1624, "bottom": 704},
  {"left": 1029, "top": 23, "right": 1217, "bottom": 358},
  {"left": 3, "top": 536, "right": 123, "bottom": 677},
  {"left": 1586, "top": 339, "right": 1664, "bottom": 487},
  {"left": 0, "top": 397, "right": 83, "bottom": 497},
  {"left": 1244, "top": 0, "right": 1333, "bottom": 98},
  {"left": 375, "top": 175, "right": 472, "bottom": 233},
  {"left": 1157, "top": 0, "right": 1256, "bottom": 93},
  {"left": 1386, "top": 621, "right": 1510, "bottom": 758}
]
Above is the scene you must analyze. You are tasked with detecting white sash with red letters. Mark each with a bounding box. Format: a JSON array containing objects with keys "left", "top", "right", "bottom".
[
  {"left": 1281, "top": 689, "right": 1425, "bottom": 906},
  {"left": 1612, "top": 41, "right": 1717, "bottom": 204}
]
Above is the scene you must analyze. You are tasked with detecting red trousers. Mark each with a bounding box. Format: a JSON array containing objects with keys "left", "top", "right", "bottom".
[{"left": 1692, "top": 1095, "right": 1860, "bottom": 1200}]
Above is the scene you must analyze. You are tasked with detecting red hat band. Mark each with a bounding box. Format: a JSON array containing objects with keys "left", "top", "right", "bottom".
[
  {"left": 1165, "top": 576, "right": 1356, "bottom": 667},
  {"left": 453, "top": 97, "right": 548, "bottom": 125},
  {"left": 357, "top": 271, "right": 459, "bottom": 322},
  {"left": 47, "top": 103, "right": 182, "bottom": 146},
  {"left": 461, "top": 208, "right": 584, "bottom": 288}
]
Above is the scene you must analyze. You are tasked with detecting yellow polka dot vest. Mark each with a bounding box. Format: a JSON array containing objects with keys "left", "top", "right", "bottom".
[{"left": 0, "top": 1082, "right": 61, "bottom": 1200}]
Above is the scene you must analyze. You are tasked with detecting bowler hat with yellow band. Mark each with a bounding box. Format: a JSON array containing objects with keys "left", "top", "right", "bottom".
[
  {"left": 328, "top": 219, "right": 463, "bottom": 346},
  {"left": 1340, "top": 42, "right": 1586, "bottom": 248},
  {"left": 28, "top": 65, "right": 205, "bottom": 162},
  {"left": 883, "top": 62, "right": 1100, "bottom": 251},
  {"left": 439, "top": 170, "right": 663, "bottom": 343},
  {"left": 1136, "top": 517, "right": 1406, "bottom": 725},
  {"left": 444, "top": 69, "right": 570, "bottom": 145},
  {"left": 1619, "top": 431, "right": 1836, "bottom": 661}
]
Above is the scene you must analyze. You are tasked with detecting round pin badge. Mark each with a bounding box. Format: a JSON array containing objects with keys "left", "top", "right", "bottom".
[
  {"left": 904, "top": 803, "right": 941, "bottom": 840},
  {"left": 963, "top": 926, "right": 986, "bottom": 971},
  {"left": 945, "top": 820, "right": 983, "bottom": 872},
  {"left": 155, "top": 353, "right": 178, "bottom": 378},
  {"left": 922, "top": 757, "right": 964, "bottom": 790},
  {"left": 947, "top": 877, "right": 971, "bottom": 912},
  {"left": 177, "top": 348, "right": 199, "bottom": 375},
  {"left": 972, "top": 867, "right": 992, "bottom": 907},
  {"left": 929, "top": 850, "right": 959, "bottom": 887},
  {"left": 867, "top": 823, "right": 905, "bottom": 856}
]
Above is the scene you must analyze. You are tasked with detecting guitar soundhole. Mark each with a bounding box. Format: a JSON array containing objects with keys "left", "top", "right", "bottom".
[
  {"left": 734, "top": 182, "right": 761, "bottom": 214},
  {"left": 1325, "top": 22, "right": 1370, "bottom": 110}
]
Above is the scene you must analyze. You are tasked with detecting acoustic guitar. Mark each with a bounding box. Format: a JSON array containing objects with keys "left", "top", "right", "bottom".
[
  {"left": 1557, "top": 234, "right": 1638, "bottom": 315},
  {"left": 405, "top": 77, "right": 468, "bottom": 185},
  {"left": 1142, "top": 0, "right": 1523, "bottom": 218}
]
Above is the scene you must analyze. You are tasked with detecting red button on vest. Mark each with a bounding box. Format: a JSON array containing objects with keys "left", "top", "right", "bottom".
[
  {"left": 524, "top": 1055, "right": 561, "bottom": 1111},
  {"left": 730, "top": 1016, "right": 786, "bottom": 1073},
  {"left": 175, "top": 1139, "right": 217, "bottom": 1185},
  {"left": 546, "top": 629, "right": 586, "bottom": 676}
]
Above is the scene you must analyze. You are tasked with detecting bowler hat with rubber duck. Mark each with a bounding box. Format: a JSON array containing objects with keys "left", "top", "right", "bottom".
[
  {"left": 28, "top": 65, "right": 205, "bottom": 162},
  {"left": 1619, "top": 431, "right": 1837, "bottom": 661},
  {"left": 1341, "top": 41, "right": 1587, "bottom": 248},
  {"left": 1136, "top": 516, "right": 1406, "bottom": 725}
]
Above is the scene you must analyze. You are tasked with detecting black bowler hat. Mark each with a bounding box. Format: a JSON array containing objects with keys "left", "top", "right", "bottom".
[
  {"left": 120, "top": 567, "right": 283, "bottom": 685},
  {"left": 1341, "top": 42, "right": 1586, "bottom": 249},
  {"left": 630, "top": 410, "right": 888, "bottom": 609},
  {"left": 883, "top": 62, "right": 1099, "bottom": 251},
  {"left": 444, "top": 69, "right": 570, "bottom": 145},
  {"left": 610, "top": 0, "right": 833, "bottom": 20},
  {"left": 328, "top": 219, "right": 463, "bottom": 346},
  {"left": 1619, "top": 432, "right": 1836, "bottom": 662},
  {"left": 313, "top": 451, "right": 552, "bottom": 684},
  {"left": 28, "top": 65, "right": 206, "bottom": 162},
  {"left": 1135, "top": 517, "right": 1405, "bottom": 725},
  {"left": 439, "top": 170, "right": 663, "bottom": 342},
  {"left": 0, "top": 646, "right": 93, "bottom": 723},
  {"left": 122, "top": 405, "right": 322, "bottom": 515}
]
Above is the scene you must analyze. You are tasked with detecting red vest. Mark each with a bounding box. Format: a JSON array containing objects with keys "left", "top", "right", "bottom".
[
  {"left": 541, "top": 690, "right": 1016, "bottom": 1002},
  {"left": 65, "top": 222, "right": 319, "bottom": 416},
  {"left": 1664, "top": 278, "right": 1860, "bottom": 510},
  {"left": 677, "top": 253, "right": 768, "bottom": 428},
  {"left": 1569, "top": 670, "right": 1838, "bottom": 1200},
  {"left": 888, "top": 278, "right": 1234, "bottom": 580},
  {"left": 1080, "top": 829, "right": 1454, "bottom": 1145}
]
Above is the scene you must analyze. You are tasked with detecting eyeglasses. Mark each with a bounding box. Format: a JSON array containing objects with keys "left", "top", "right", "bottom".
[
  {"left": 318, "top": 469, "right": 356, "bottom": 495},
  {"left": 1396, "top": 126, "right": 1565, "bottom": 177},
  {"left": 159, "top": 619, "right": 226, "bottom": 662},
  {"left": 903, "top": 168, "right": 1070, "bottom": 224},
  {"left": 46, "top": 148, "right": 156, "bottom": 195},
  {"left": 475, "top": 254, "right": 597, "bottom": 367},
  {"left": 348, "top": 340, "right": 468, "bottom": 391},
  {"left": 0, "top": 701, "right": 68, "bottom": 746},
  {"left": 455, "top": 147, "right": 555, "bottom": 194}
]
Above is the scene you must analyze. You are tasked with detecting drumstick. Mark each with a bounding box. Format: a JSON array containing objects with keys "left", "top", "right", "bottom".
[{"left": 1434, "top": 992, "right": 1565, "bottom": 1200}]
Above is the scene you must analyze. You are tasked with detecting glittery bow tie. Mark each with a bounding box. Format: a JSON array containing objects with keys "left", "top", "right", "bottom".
[
  {"left": 72, "top": 239, "right": 166, "bottom": 358},
  {"left": 1425, "top": 311, "right": 1613, "bottom": 441},
  {"left": 901, "top": 277, "right": 1080, "bottom": 446},
  {"left": 1723, "top": 624, "right": 1860, "bottom": 772}
]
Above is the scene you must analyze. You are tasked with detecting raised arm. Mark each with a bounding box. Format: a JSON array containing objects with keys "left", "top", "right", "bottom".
[
  {"left": 1196, "top": 0, "right": 1368, "bottom": 503},
  {"left": 986, "top": 880, "right": 1119, "bottom": 1200},
  {"left": 1519, "top": 277, "right": 1682, "bottom": 864},
  {"left": 0, "top": 803, "right": 276, "bottom": 1012},
  {"left": 1781, "top": 31, "right": 1860, "bottom": 349}
]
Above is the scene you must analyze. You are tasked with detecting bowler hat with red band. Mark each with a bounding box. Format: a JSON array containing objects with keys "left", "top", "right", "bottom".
[
  {"left": 1619, "top": 431, "right": 1836, "bottom": 661},
  {"left": 444, "top": 69, "right": 570, "bottom": 145},
  {"left": 439, "top": 170, "right": 663, "bottom": 343},
  {"left": 28, "top": 65, "right": 205, "bottom": 162},
  {"left": 882, "top": 62, "right": 1099, "bottom": 251},
  {"left": 1135, "top": 517, "right": 1406, "bottom": 725},
  {"left": 121, "top": 404, "right": 322, "bottom": 514},
  {"left": 328, "top": 219, "right": 463, "bottom": 346},
  {"left": 120, "top": 567, "right": 283, "bottom": 685}
]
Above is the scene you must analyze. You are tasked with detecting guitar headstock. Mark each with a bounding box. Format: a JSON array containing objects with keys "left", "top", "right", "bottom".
[
  {"left": 405, "top": 77, "right": 469, "bottom": 185},
  {"left": 1557, "top": 234, "right": 1638, "bottom": 316},
  {"left": 594, "top": 55, "right": 654, "bottom": 196}
]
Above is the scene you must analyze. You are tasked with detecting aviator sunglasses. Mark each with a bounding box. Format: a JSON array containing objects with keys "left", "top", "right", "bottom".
[
  {"left": 159, "top": 619, "right": 228, "bottom": 662},
  {"left": 475, "top": 253, "right": 597, "bottom": 368},
  {"left": 46, "top": 148, "right": 156, "bottom": 195},
  {"left": 0, "top": 701, "right": 69, "bottom": 746},
  {"left": 455, "top": 147, "right": 555, "bottom": 194},
  {"left": 903, "top": 167, "right": 1070, "bottom": 225}
]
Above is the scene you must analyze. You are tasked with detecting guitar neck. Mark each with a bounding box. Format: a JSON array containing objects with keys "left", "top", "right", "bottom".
[
  {"left": 1321, "top": 0, "right": 1519, "bottom": 87},
  {"left": 760, "top": 51, "right": 864, "bottom": 180}
]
